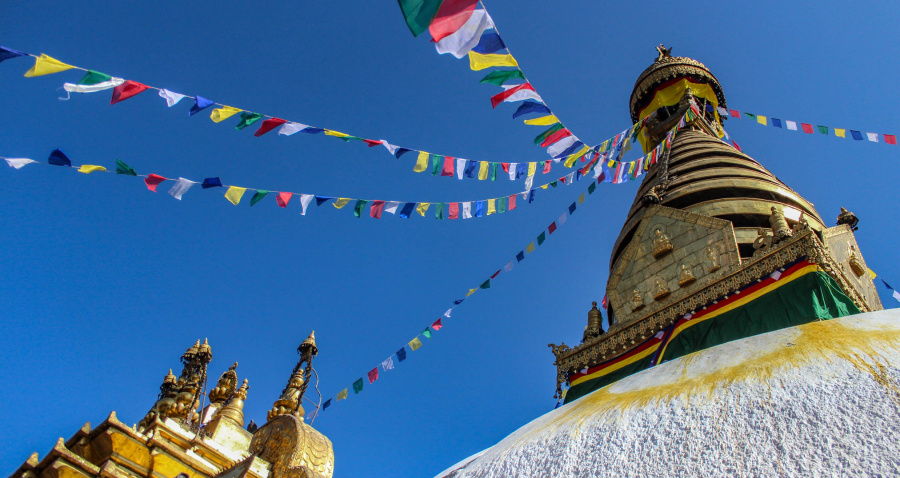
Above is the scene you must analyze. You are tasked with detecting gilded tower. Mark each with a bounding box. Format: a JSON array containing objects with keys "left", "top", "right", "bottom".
[
  {"left": 9, "top": 332, "right": 335, "bottom": 478},
  {"left": 551, "top": 46, "right": 882, "bottom": 403}
]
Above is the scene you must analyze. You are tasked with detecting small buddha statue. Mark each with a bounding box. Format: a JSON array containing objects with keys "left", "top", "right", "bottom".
[
  {"left": 769, "top": 207, "right": 793, "bottom": 241},
  {"left": 706, "top": 246, "right": 721, "bottom": 272},
  {"left": 652, "top": 227, "right": 674, "bottom": 258},
  {"left": 678, "top": 264, "right": 697, "bottom": 286},
  {"left": 847, "top": 244, "right": 865, "bottom": 277},
  {"left": 653, "top": 278, "right": 670, "bottom": 300},
  {"left": 632, "top": 289, "right": 644, "bottom": 311}
]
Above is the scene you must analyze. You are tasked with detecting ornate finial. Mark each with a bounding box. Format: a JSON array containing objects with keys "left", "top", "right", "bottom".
[
  {"left": 139, "top": 339, "right": 214, "bottom": 430},
  {"left": 268, "top": 369, "right": 305, "bottom": 422},
  {"left": 209, "top": 362, "right": 239, "bottom": 404},
  {"left": 299, "top": 331, "right": 318, "bottom": 357},
  {"left": 217, "top": 379, "right": 249, "bottom": 428},
  {"left": 583, "top": 302, "right": 603, "bottom": 342},
  {"left": 836, "top": 207, "right": 859, "bottom": 231},
  {"left": 655, "top": 44, "right": 673, "bottom": 61},
  {"left": 769, "top": 207, "right": 793, "bottom": 241}
]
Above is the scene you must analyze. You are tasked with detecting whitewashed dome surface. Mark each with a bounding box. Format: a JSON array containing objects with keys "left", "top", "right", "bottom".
[{"left": 437, "top": 309, "right": 900, "bottom": 478}]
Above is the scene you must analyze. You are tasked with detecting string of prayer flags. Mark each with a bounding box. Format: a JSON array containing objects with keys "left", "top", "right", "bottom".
[
  {"left": 881, "top": 280, "right": 900, "bottom": 303},
  {"left": 719, "top": 105, "right": 898, "bottom": 146}
]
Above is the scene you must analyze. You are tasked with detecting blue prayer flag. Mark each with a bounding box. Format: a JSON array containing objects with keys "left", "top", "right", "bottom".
[
  {"left": 395, "top": 148, "right": 412, "bottom": 159},
  {"left": 515, "top": 163, "right": 527, "bottom": 179},
  {"left": 553, "top": 141, "right": 583, "bottom": 159},
  {"left": 516, "top": 251, "right": 525, "bottom": 262},
  {"left": 475, "top": 201, "right": 485, "bottom": 217},
  {"left": 772, "top": 118, "right": 782, "bottom": 128},
  {"left": 201, "top": 177, "right": 223, "bottom": 189},
  {"left": 189, "top": 96, "right": 214, "bottom": 116},
  {"left": 396, "top": 347, "right": 407, "bottom": 362},
  {"left": 512, "top": 101, "right": 551, "bottom": 119},
  {"left": 48, "top": 149, "right": 71, "bottom": 167},
  {"left": 568, "top": 202, "right": 576, "bottom": 214},
  {"left": 353, "top": 378, "right": 363, "bottom": 394},
  {"left": 399, "top": 202, "right": 415, "bottom": 218},
  {"left": 300, "top": 127, "right": 324, "bottom": 134},
  {"left": 850, "top": 130, "right": 864, "bottom": 140},
  {"left": 464, "top": 160, "right": 478, "bottom": 178},
  {"left": 528, "top": 190, "right": 536, "bottom": 203},
  {"left": 323, "top": 399, "right": 332, "bottom": 410},
  {"left": 0, "top": 46, "right": 26, "bottom": 63},
  {"left": 315, "top": 196, "right": 333, "bottom": 206},
  {"left": 453, "top": 299, "right": 464, "bottom": 305},
  {"left": 472, "top": 31, "right": 506, "bottom": 54}
]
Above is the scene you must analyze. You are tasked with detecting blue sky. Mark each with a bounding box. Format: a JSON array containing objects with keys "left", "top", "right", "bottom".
[{"left": 2, "top": 1, "right": 898, "bottom": 476}]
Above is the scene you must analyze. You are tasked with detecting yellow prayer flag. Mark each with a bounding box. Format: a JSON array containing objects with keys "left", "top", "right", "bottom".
[
  {"left": 628, "top": 162, "right": 635, "bottom": 174},
  {"left": 526, "top": 242, "right": 535, "bottom": 253},
  {"left": 467, "top": 51, "right": 518, "bottom": 71},
  {"left": 757, "top": 115, "right": 768, "bottom": 126},
  {"left": 337, "top": 389, "right": 348, "bottom": 401},
  {"left": 835, "top": 128, "right": 846, "bottom": 138},
  {"left": 466, "top": 288, "right": 477, "bottom": 297},
  {"left": 24, "top": 54, "right": 74, "bottom": 77},
  {"left": 477, "top": 162, "right": 489, "bottom": 180},
  {"left": 409, "top": 337, "right": 423, "bottom": 351},
  {"left": 563, "top": 145, "right": 591, "bottom": 168},
  {"left": 76, "top": 165, "right": 106, "bottom": 174},
  {"left": 578, "top": 193, "right": 585, "bottom": 205},
  {"left": 540, "top": 184, "right": 549, "bottom": 190},
  {"left": 868, "top": 268, "right": 877, "bottom": 280},
  {"left": 527, "top": 162, "right": 537, "bottom": 177},
  {"left": 413, "top": 151, "right": 429, "bottom": 173},
  {"left": 416, "top": 202, "right": 430, "bottom": 216},
  {"left": 487, "top": 199, "right": 496, "bottom": 215},
  {"left": 333, "top": 198, "right": 351, "bottom": 209},
  {"left": 224, "top": 186, "right": 247, "bottom": 205},
  {"left": 210, "top": 105, "right": 241, "bottom": 123},
  {"left": 324, "top": 130, "right": 351, "bottom": 138},
  {"left": 523, "top": 115, "right": 559, "bottom": 126}
]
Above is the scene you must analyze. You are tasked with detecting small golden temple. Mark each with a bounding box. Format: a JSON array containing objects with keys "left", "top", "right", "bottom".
[
  {"left": 551, "top": 46, "right": 882, "bottom": 403},
  {"left": 9, "top": 333, "right": 335, "bottom": 478}
]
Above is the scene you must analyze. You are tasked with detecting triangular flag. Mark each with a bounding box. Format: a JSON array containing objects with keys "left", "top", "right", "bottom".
[
  {"left": 315, "top": 195, "right": 334, "bottom": 206},
  {"left": 168, "top": 178, "right": 197, "bottom": 200},
  {"left": 431, "top": 318, "right": 443, "bottom": 331},
  {"left": 4, "top": 158, "right": 37, "bottom": 169},
  {"left": 422, "top": 328, "right": 433, "bottom": 339},
  {"left": 190, "top": 96, "right": 214, "bottom": 116},
  {"left": 255, "top": 118, "right": 287, "bottom": 137},
  {"left": 333, "top": 198, "right": 351, "bottom": 209},
  {"left": 202, "top": 177, "right": 223, "bottom": 188},
  {"left": 159, "top": 89, "right": 186, "bottom": 107},
  {"left": 48, "top": 149, "right": 71, "bottom": 167},
  {"left": 299, "top": 194, "right": 314, "bottom": 215},
  {"left": 78, "top": 70, "right": 113, "bottom": 85},
  {"left": 210, "top": 105, "right": 242, "bottom": 123},
  {"left": 429, "top": 0, "right": 478, "bottom": 42},
  {"left": 0, "top": 46, "right": 26, "bottom": 64},
  {"left": 409, "top": 337, "right": 423, "bottom": 351},
  {"left": 24, "top": 54, "right": 73, "bottom": 77},
  {"left": 249, "top": 190, "right": 270, "bottom": 206},
  {"left": 76, "top": 165, "right": 106, "bottom": 174},
  {"left": 382, "top": 357, "right": 395, "bottom": 371},
  {"left": 278, "top": 122, "right": 309, "bottom": 135},
  {"left": 468, "top": 51, "right": 518, "bottom": 71},
  {"left": 225, "top": 186, "right": 247, "bottom": 205},
  {"left": 480, "top": 69, "right": 525, "bottom": 86},
  {"left": 397, "top": 0, "right": 443, "bottom": 37},
  {"left": 337, "top": 389, "right": 348, "bottom": 400},
  {"left": 235, "top": 112, "right": 264, "bottom": 130},
  {"left": 367, "top": 367, "right": 379, "bottom": 384},
  {"left": 434, "top": 8, "right": 490, "bottom": 58},
  {"left": 323, "top": 398, "right": 332, "bottom": 410},
  {"left": 144, "top": 174, "right": 167, "bottom": 192},
  {"left": 115, "top": 159, "right": 136, "bottom": 176},
  {"left": 110, "top": 80, "right": 150, "bottom": 105},
  {"left": 276, "top": 192, "right": 293, "bottom": 208}
]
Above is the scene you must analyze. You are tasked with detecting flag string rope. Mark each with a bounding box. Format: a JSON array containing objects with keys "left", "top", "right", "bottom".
[
  {"left": 317, "top": 178, "right": 603, "bottom": 413},
  {"left": 2, "top": 47, "right": 646, "bottom": 184}
]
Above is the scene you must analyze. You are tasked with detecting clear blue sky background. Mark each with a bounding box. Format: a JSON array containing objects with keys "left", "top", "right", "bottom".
[{"left": 2, "top": 1, "right": 897, "bottom": 476}]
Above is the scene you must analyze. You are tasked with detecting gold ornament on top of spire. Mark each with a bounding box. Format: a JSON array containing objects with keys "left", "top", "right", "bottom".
[
  {"left": 138, "top": 338, "right": 213, "bottom": 431},
  {"left": 217, "top": 379, "right": 249, "bottom": 428},
  {"left": 209, "top": 362, "right": 238, "bottom": 404},
  {"left": 267, "top": 331, "right": 319, "bottom": 422}
]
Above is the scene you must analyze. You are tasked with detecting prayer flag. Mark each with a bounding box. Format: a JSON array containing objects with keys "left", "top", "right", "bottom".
[
  {"left": 729, "top": 110, "right": 740, "bottom": 118},
  {"left": 487, "top": 199, "right": 496, "bottom": 215},
  {"left": 506, "top": 163, "right": 517, "bottom": 180},
  {"left": 850, "top": 130, "right": 864, "bottom": 140},
  {"left": 569, "top": 202, "right": 577, "bottom": 214},
  {"left": 835, "top": 128, "right": 846, "bottom": 138},
  {"left": 547, "top": 136, "right": 578, "bottom": 158},
  {"left": 541, "top": 128, "right": 572, "bottom": 148},
  {"left": 441, "top": 156, "right": 455, "bottom": 176},
  {"left": 190, "top": 96, "right": 214, "bottom": 116},
  {"left": 817, "top": 125, "right": 828, "bottom": 135},
  {"left": 385, "top": 201, "right": 401, "bottom": 215},
  {"left": 526, "top": 242, "right": 535, "bottom": 253},
  {"left": 537, "top": 231, "right": 546, "bottom": 245},
  {"left": 299, "top": 194, "right": 314, "bottom": 215},
  {"left": 578, "top": 193, "right": 585, "bottom": 204},
  {"left": 4, "top": 158, "right": 37, "bottom": 169},
  {"left": 885, "top": 134, "right": 897, "bottom": 145},
  {"left": 480, "top": 279, "right": 490, "bottom": 289},
  {"left": 474, "top": 200, "right": 484, "bottom": 217},
  {"left": 491, "top": 82, "right": 541, "bottom": 108},
  {"left": 429, "top": 0, "right": 478, "bottom": 42},
  {"left": 468, "top": 51, "right": 517, "bottom": 71},
  {"left": 397, "top": 0, "right": 443, "bottom": 36},
  {"left": 588, "top": 181, "right": 596, "bottom": 194},
  {"left": 512, "top": 101, "right": 550, "bottom": 119},
  {"left": 478, "top": 161, "right": 489, "bottom": 180},
  {"left": 480, "top": 69, "right": 525, "bottom": 86},
  {"left": 516, "top": 251, "right": 525, "bottom": 262},
  {"left": 202, "top": 177, "right": 222, "bottom": 188},
  {"left": 399, "top": 202, "right": 416, "bottom": 218},
  {"left": 332, "top": 198, "right": 351, "bottom": 209},
  {"left": 255, "top": 118, "right": 287, "bottom": 137},
  {"left": 144, "top": 174, "right": 167, "bottom": 192},
  {"left": 490, "top": 162, "right": 498, "bottom": 181},
  {"left": 548, "top": 222, "right": 557, "bottom": 234},
  {"left": 416, "top": 202, "right": 430, "bottom": 216},
  {"left": 0, "top": 46, "right": 26, "bottom": 63},
  {"left": 380, "top": 141, "right": 398, "bottom": 155},
  {"left": 422, "top": 327, "right": 433, "bottom": 339},
  {"left": 524, "top": 114, "right": 559, "bottom": 126},
  {"left": 473, "top": 30, "right": 505, "bottom": 54},
  {"left": 771, "top": 118, "right": 782, "bottom": 128},
  {"left": 456, "top": 158, "right": 466, "bottom": 180},
  {"left": 414, "top": 151, "right": 429, "bottom": 173},
  {"left": 77, "top": 70, "right": 112, "bottom": 85},
  {"left": 337, "top": 389, "right": 348, "bottom": 400},
  {"left": 353, "top": 200, "right": 368, "bottom": 218},
  {"left": 211, "top": 106, "right": 241, "bottom": 123},
  {"left": 435, "top": 203, "right": 445, "bottom": 219},
  {"left": 353, "top": 378, "right": 363, "bottom": 394},
  {"left": 236, "top": 112, "right": 264, "bottom": 130},
  {"left": 464, "top": 160, "right": 478, "bottom": 178},
  {"left": 434, "top": 8, "right": 490, "bottom": 58},
  {"left": 786, "top": 120, "right": 798, "bottom": 131},
  {"left": 168, "top": 178, "right": 197, "bottom": 200},
  {"left": 225, "top": 186, "right": 247, "bottom": 205},
  {"left": 276, "top": 192, "right": 293, "bottom": 208},
  {"left": 24, "top": 54, "right": 73, "bottom": 77},
  {"left": 534, "top": 123, "right": 564, "bottom": 145},
  {"left": 367, "top": 367, "right": 378, "bottom": 384},
  {"left": 462, "top": 201, "right": 472, "bottom": 219},
  {"left": 504, "top": 261, "right": 513, "bottom": 272},
  {"left": 756, "top": 115, "right": 767, "bottom": 126},
  {"left": 882, "top": 280, "right": 900, "bottom": 303},
  {"left": 432, "top": 318, "right": 443, "bottom": 330},
  {"left": 62, "top": 78, "right": 125, "bottom": 96},
  {"left": 48, "top": 149, "right": 72, "bottom": 167},
  {"left": 396, "top": 347, "right": 407, "bottom": 362},
  {"left": 508, "top": 194, "right": 516, "bottom": 210},
  {"left": 370, "top": 200, "right": 386, "bottom": 219},
  {"left": 867, "top": 132, "right": 878, "bottom": 142},
  {"left": 557, "top": 212, "right": 567, "bottom": 225},
  {"left": 323, "top": 399, "right": 332, "bottom": 410},
  {"left": 159, "top": 89, "right": 185, "bottom": 107},
  {"left": 409, "top": 337, "right": 423, "bottom": 351},
  {"left": 314, "top": 196, "right": 333, "bottom": 206},
  {"left": 498, "top": 197, "right": 507, "bottom": 213},
  {"left": 601, "top": 294, "right": 608, "bottom": 309},
  {"left": 382, "top": 357, "right": 395, "bottom": 371},
  {"left": 278, "top": 122, "right": 308, "bottom": 135},
  {"left": 801, "top": 123, "right": 814, "bottom": 134},
  {"left": 869, "top": 269, "right": 877, "bottom": 280},
  {"left": 110, "top": 80, "right": 150, "bottom": 105},
  {"left": 76, "top": 164, "right": 106, "bottom": 174},
  {"left": 744, "top": 113, "right": 756, "bottom": 120},
  {"left": 543, "top": 160, "right": 552, "bottom": 174},
  {"left": 250, "top": 190, "right": 270, "bottom": 206}
]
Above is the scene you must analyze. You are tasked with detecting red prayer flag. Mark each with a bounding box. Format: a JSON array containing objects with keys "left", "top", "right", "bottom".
[
  {"left": 543, "top": 160, "right": 552, "bottom": 174},
  {"left": 541, "top": 128, "right": 572, "bottom": 148},
  {"left": 448, "top": 202, "right": 459, "bottom": 219},
  {"left": 491, "top": 83, "right": 535, "bottom": 108},
  {"left": 729, "top": 110, "right": 740, "bottom": 118},
  {"left": 144, "top": 174, "right": 166, "bottom": 192},
  {"left": 110, "top": 80, "right": 150, "bottom": 105},
  {"left": 441, "top": 156, "right": 455, "bottom": 176},
  {"left": 501, "top": 163, "right": 510, "bottom": 173},
  {"left": 884, "top": 134, "right": 897, "bottom": 145},
  {"left": 601, "top": 294, "right": 608, "bottom": 309},
  {"left": 367, "top": 367, "right": 378, "bottom": 384},
  {"left": 276, "top": 192, "right": 293, "bottom": 208},
  {"left": 508, "top": 194, "right": 516, "bottom": 211},
  {"left": 491, "top": 270, "right": 500, "bottom": 279},
  {"left": 431, "top": 318, "right": 443, "bottom": 331},
  {"left": 429, "top": 0, "right": 477, "bottom": 42},
  {"left": 370, "top": 200, "right": 386, "bottom": 219},
  {"left": 801, "top": 123, "right": 814, "bottom": 134},
  {"left": 732, "top": 140, "right": 742, "bottom": 152},
  {"left": 548, "top": 222, "right": 557, "bottom": 234},
  {"left": 254, "top": 118, "right": 287, "bottom": 137},
  {"left": 363, "top": 139, "right": 383, "bottom": 147}
]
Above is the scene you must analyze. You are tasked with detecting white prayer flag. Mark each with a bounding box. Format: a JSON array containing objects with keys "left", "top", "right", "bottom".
[
  {"left": 867, "top": 132, "right": 878, "bottom": 142},
  {"left": 565, "top": 172, "right": 575, "bottom": 185},
  {"left": 547, "top": 136, "right": 577, "bottom": 158},
  {"left": 499, "top": 83, "right": 543, "bottom": 104},
  {"left": 462, "top": 201, "right": 473, "bottom": 219},
  {"left": 434, "top": 9, "right": 492, "bottom": 59},
  {"left": 159, "top": 89, "right": 186, "bottom": 107},
  {"left": 4, "top": 157, "right": 37, "bottom": 169},
  {"left": 456, "top": 158, "right": 466, "bottom": 180},
  {"left": 299, "top": 194, "right": 314, "bottom": 215},
  {"left": 380, "top": 140, "right": 398, "bottom": 156},
  {"left": 717, "top": 107, "right": 729, "bottom": 116},
  {"left": 786, "top": 121, "right": 798, "bottom": 131},
  {"left": 60, "top": 78, "right": 125, "bottom": 100},
  {"left": 524, "top": 174, "right": 534, "bottom": 191},
  {"left": 381, "top": 357, "right": 394, "bottom": 371},
  {"left": 385, "top": 201, "right": 401, "bottom": 215},
  {"left": 770, "top": 270, "right": 783, "bottom": 281},
  {"left": 168, "top": 178, "right": 197, "bottom": 200},
  {"left": 557, "top": 213, "right": 567, "bottom": 226},
  {"left": 893, "top": 290, "right": 900, "bottom": 303},
  {"left": 508, "top": 163, "right": 518, "bottom": 181},
  {"left": 444, "top": 308, "right": 452, "bottom": 317},
  {"left": 504, "top": 260, "right": 514, "bottom": 272},
  {"left": 278, "top": 122, "right": 308, "bottom": 136}
]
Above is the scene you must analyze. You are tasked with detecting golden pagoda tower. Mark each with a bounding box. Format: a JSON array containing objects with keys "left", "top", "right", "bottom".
[
  {"left": 9, "top": 333, "right": 334, "bottom": 478},
  {"left": 550, "top": 46, "right": 883, "bottom": 403}
]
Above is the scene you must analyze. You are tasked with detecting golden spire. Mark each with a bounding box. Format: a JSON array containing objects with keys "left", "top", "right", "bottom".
[
  {"left": 268, "top": 369, "right": 305, "bottom": 421},
  {"left": 217, "top": 379, "right": 249, "bottom": 427},
  {"left": 583, "top": 302, "right": 603, "bottom": 342},
  {"left": 299, "top": 330, "right": 318, "bottom": 356},
  {"left": 209, "top": 362, "right": 238, "bottom": 404}
]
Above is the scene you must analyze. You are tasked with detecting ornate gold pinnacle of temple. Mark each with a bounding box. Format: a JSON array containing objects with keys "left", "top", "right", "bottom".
[
  {"left": 12, "top": 334, "right": 335, "bottom": 478},
  {"left": 549, "top": 46, "right": 883, "bottom": 404}
]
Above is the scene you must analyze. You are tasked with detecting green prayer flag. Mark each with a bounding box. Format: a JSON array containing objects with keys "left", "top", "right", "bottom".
[
  {"left": 489, "top": 162, "right": 498, "bottom": 181},
  {"left": 744, "top": 113, "right": 757, "bottom": 119},
  {"left": 338, "top": 135, "right": 364, "bottom": 142},
  {"left": 480, "top": 279, "right": 491, "bottom": 289},
  {"left": 353, "top": 199, "right": 368, "bottom": 217},
  {"left": 250, "top": 190, "right": 270, "bottom": 206},
  {"left": 431, "top": 154, "right": 442, "bottom": 176},
  {"left": 537, "top": 231, "right": 546, "bottom": 245},
  {"left": 498, "top": 197, "right": 507, "bottom": 213},
  {"left": 422, "top": 328, "right": 432, "bottom": 339},
  {"left": 588, "top": 182, "right": 597, "bottom": 194},
  {"left": 78, "top": 70, "right": 112, "bottom": 85},
  {"left": 817, "top": 125, "right": 829, "bottom": 135},
  {"left": 534, "top": 123, "right": 564, "bottom": 145},
  {"left": 397, "top": 0, "right": 442, "bottom": 37},
  {"left": 235, "top": 112, "right": 264, "bottom": 130},
  {"left": 115, "top": 159, "right": 136, "bottom": 176},
  {"left": 435, "top": 202, "right": 444, "bottom": 219},
  {"left": 479, "top": 69, "right": 525, "bottom": 86},
  {"left": 353, "top": 378, "right": 363, "bottom": 394},
  {"left": 549, "top": 181, "right": 558, "bottom": 188}
]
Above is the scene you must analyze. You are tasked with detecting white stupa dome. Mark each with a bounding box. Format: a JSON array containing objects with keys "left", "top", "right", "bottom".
[{"left": 437, "top": 309, "right": 900, "bottom": 477}]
